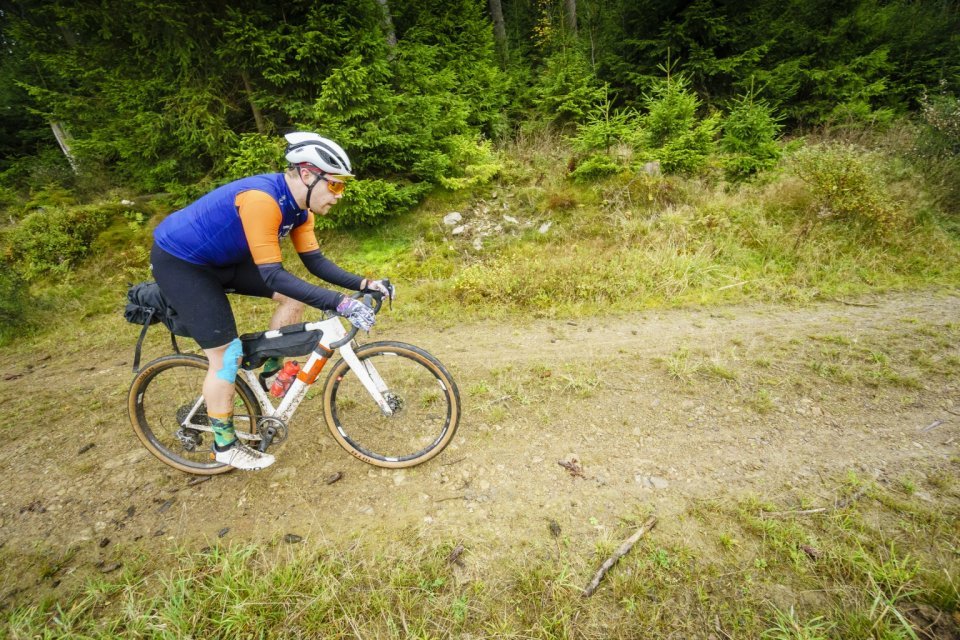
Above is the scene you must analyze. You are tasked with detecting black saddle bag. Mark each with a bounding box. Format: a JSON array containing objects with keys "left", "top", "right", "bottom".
[
  {"left": 240, "top": 323, "right": 323, "bottom": 370},
  {"left": 124, "top": 281, "right": 191, "bottom": 372}
]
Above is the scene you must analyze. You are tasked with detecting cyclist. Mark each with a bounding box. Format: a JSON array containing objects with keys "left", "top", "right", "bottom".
[{"left": 150, "top": 132, "right": 393, "bottom": 471}]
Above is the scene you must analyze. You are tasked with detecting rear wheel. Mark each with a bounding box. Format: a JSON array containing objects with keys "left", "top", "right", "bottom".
[
  {"left": 322, "top": 341, "right": 461, "bottom": 468},
  {"left": 128, "top": 354, "right": 262, "bottom": 475}
]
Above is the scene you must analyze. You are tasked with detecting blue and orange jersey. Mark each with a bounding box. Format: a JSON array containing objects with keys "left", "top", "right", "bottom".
[{"left": 154, "top": 173, "right": 320, "bottom": 267}]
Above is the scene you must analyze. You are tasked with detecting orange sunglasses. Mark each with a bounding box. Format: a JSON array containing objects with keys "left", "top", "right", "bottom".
[{"left": 318, "top": 174, "right": 347, "bottom": 195}]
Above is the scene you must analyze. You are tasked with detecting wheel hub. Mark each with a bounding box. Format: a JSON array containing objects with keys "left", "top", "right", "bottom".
[{"left": 384, "top": 391, "right": 405, "bottom": 414}]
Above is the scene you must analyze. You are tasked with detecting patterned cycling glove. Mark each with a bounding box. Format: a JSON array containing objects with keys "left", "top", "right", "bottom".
[{"left": 336, "top": 296, "right": 375, "bottom": 331}]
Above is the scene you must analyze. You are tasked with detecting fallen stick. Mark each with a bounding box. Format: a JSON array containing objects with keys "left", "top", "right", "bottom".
[
  {"left": 920, "top": 419, "right": 946, "bottom": 432},
  {"left": 761, "top": 477, "right": 875, "bottom": 518},
  {"left": 823, "top": 297, "right": 879, "bottom": 308},
  {"left": 760, "top": 507, "right": 828, "bottom": 518},
  {"left": 716, "top": 280, "right": 751, "bottom": 291},
  {"left": 582, "top": 516, "right": 657, "bottom": 598}
]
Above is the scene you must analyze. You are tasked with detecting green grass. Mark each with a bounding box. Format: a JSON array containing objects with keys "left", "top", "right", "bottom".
[{"left": 5, "top": 471, "right": 956, "bottom": 638}]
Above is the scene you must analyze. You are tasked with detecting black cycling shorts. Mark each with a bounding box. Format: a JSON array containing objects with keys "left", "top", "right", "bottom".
[{"left": 150, "top": 243, "right": 274, "bottom": 349}]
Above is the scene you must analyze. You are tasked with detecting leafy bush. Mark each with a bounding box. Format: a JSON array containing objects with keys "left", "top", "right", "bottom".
[
  {"left": 437, "top": 136, "right": 502, "bottom": 190},
  {"left": 721, "top": 91, "right": 783, "bottom": 180},
  {"left": 788, "top": 142, "right": 903, "bottom": 232},
  {"left": 914, "top": 88, "right": 960, "bottom": 214},
  {"left": 0, "top": 262, "right": 27, "bottom": 343},
  {"left": 919, "top": 89, "right": 960, "bottom": 154},
  {"left": 223, "top": 133, "right": 284, "bottom": 181},
  {"left": 5, "top": 203, "right": 122, "bottom": 280},
  {"left": 570, "top": 154, "right": 622, "bottom": 182},
  {"left": 309, "top": 16, "right": 508, "bottom": 225},
  {"left": 571, "top": 89, "right": 644, "bottom": 151},
  {"left": 0, "top": 148, "right": 77, "bottom": 196}
]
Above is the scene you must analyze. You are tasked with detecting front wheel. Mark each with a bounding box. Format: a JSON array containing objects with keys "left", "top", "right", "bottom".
[
  {"left": 128, "top": 354, "right": 262, "bottom": 475},
  {"left": 322, "top": 341, "right": 461, "bottom": 468}
]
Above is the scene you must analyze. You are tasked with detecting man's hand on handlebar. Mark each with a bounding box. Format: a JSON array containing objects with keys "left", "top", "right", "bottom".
[
  {"left": 362, "top": 278, "right": 396, "bottom": 302},
  {"left": 336, "top": 296, "right": 375, "bottom": 331}
]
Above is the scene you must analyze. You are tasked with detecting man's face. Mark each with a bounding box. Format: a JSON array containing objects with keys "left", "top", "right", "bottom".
[{"left": 303, "top": 169, "right": 345, "bottom": 215}]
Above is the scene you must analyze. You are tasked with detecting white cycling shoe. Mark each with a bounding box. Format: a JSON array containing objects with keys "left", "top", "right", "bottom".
[{"left": 214, "top": 441, "right": 275, "bottom": 471}]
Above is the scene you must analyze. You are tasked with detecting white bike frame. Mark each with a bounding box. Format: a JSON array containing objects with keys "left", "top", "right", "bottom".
[{"left": 182, "top": 315, "right": 393, "bottom": 440}]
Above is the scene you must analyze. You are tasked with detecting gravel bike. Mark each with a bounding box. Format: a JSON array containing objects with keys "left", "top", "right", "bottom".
[{"left": 127, "top": 291, "right": 461, "bottom": 475}]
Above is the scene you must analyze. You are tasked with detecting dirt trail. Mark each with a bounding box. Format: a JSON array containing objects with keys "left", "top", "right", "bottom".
[{"left": 1, "top": 290, "right": 958, "bottom": 604}]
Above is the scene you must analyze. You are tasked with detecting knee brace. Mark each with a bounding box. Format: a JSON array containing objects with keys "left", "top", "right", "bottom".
[{"left": 216, "top": 338, "right": 243, "bottom": 383}]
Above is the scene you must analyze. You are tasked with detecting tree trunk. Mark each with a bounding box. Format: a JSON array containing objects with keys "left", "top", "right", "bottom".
[
  {"left": 488, "top": 0, "right": 509, "bottom": 69},
  {"left": 241, "top": 70, "right": 266, "bottom": 134},
  {"left": 50, "top": 121, "right": 78, "bottom": 174},
  {"left": 375, "top": 0, "right": 398, "bottom": 54},
  {"left": 564, "top": 0, "right": 577, "bottom": 36}
]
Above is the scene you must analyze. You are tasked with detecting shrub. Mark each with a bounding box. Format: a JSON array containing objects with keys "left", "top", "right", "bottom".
[
  {"left": 914, "top": 87, "right": 960, "bottom": 214},
  {"left": 5, "top": 203, "right": 122, "bottom": 280},
  {"left": 310, "top": 32, "right": 507, "bottom": 225},
  {"left": 644, "top": 72, "right": 720, "bottom": 174},
  {"left": 0, "top": 262, "right": 27, "bottom": 343},
  {"left": 919, "top": 89, "right": 960, "bottom": 154},
  {"left": 787, "top": 142, "right": 904, "bottom": 233},
  {"left": 223, "top": 133, "right": 284, "bottom": 181},
  {"left": 437, "top": 136, "right": 502, "bottom": 190},
  {"left": 570, "top": 154, "right": 622, "bottom": 182},
  {"left": 0, "top": 148, "right": 76, "bottom": 195},
  {"left": 569, "top": 89, "right": 644, "bottom": 179},
  {"left": 721, "top": 90, "right": 783, "bottom": 180},
  {"left": 657, "top": 114, "right": 721, "bottom": 175}
]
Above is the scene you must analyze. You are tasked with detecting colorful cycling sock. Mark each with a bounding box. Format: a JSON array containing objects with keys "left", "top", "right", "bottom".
[
  {"left": 262, "top": 357, "right": 282, "bottom": 375},
  {"left": 209, "top": 411, "right": 237, "bottom": 448}
]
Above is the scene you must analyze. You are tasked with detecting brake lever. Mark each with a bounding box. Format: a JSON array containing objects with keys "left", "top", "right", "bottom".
[{"left": 383, "top": 278, "right": 394, "bottom": 310}]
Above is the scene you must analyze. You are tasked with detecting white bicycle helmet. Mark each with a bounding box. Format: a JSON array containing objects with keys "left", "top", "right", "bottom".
[{"left": 284, "top": 131, "right": 354, "bottom": 177}]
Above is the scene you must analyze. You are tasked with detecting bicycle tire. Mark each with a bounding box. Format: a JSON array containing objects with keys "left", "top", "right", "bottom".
[
  {"left": 128, "top": 354, "right": 262, "bottom": 475},
  {"left": 322, "top": 341, "right": 461, "bottom": 468}
]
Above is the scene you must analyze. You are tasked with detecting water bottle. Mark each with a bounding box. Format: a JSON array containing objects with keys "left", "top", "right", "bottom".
[{"left": 269, "top": 361, "right": 300, "bottom": 398}]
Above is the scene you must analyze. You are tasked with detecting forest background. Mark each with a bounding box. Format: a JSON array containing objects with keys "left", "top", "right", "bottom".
[{"left": 0, "top": 0, "right": 959, "bottom": 341}]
